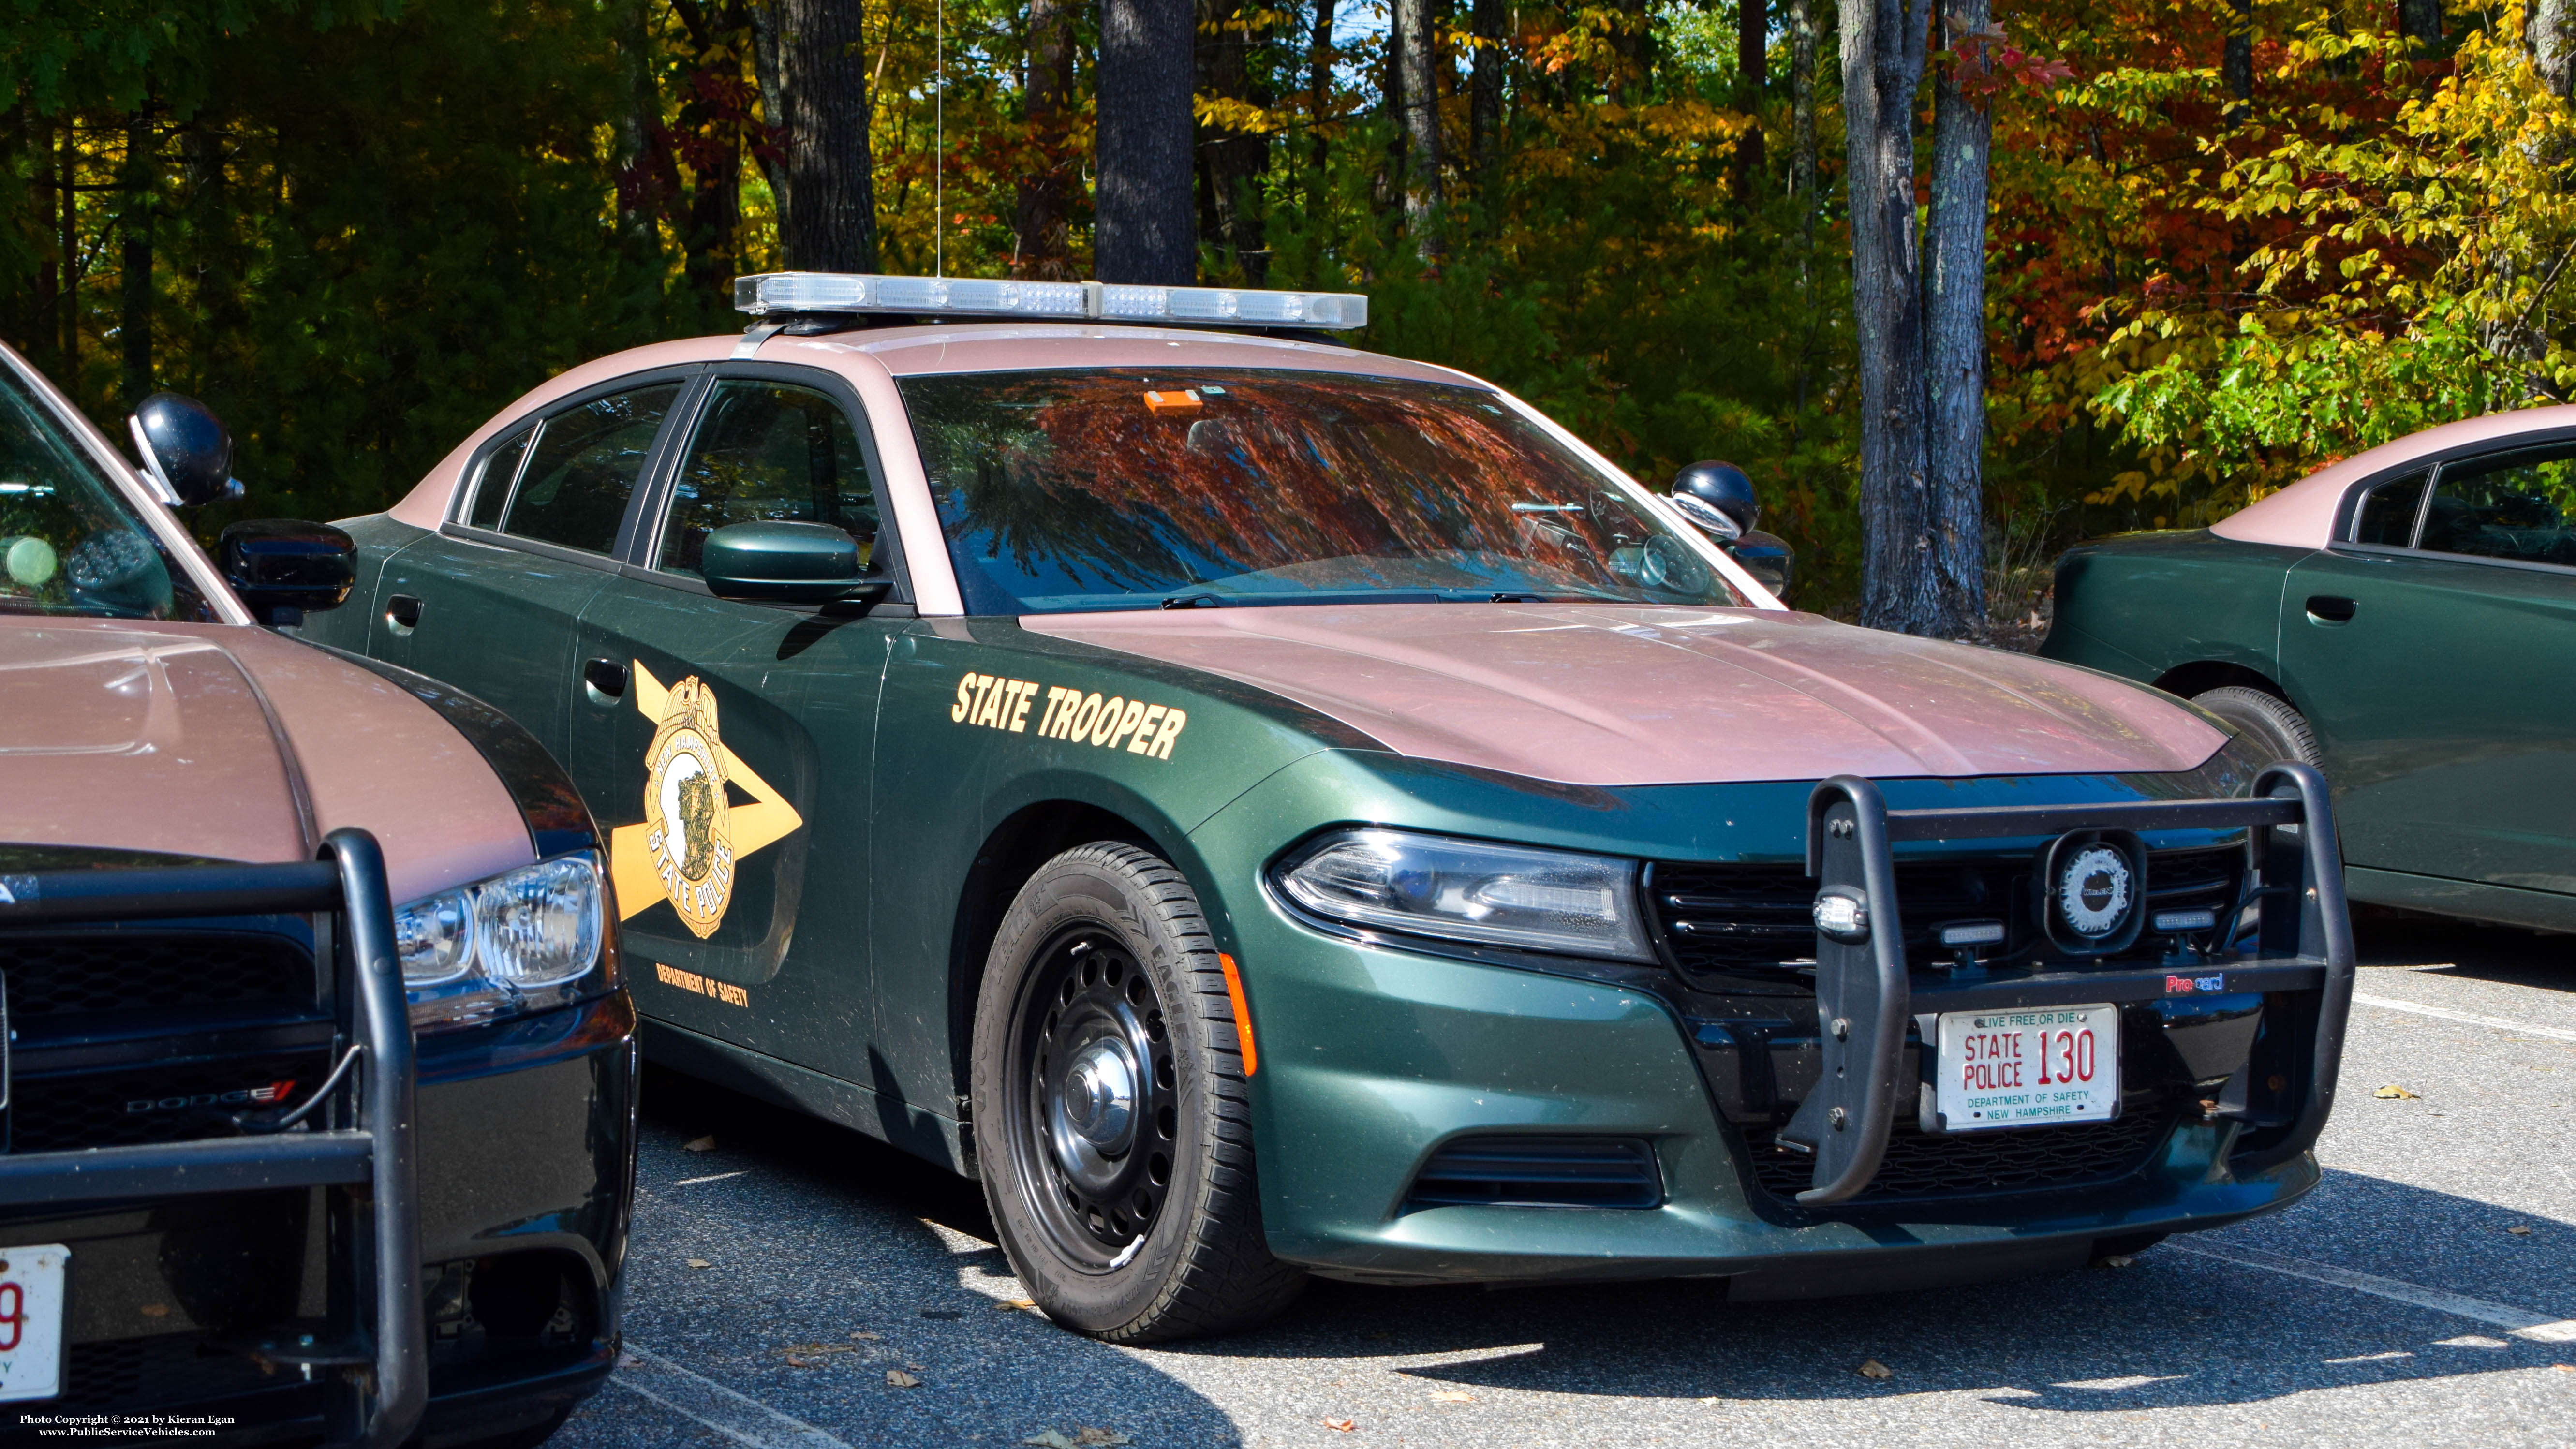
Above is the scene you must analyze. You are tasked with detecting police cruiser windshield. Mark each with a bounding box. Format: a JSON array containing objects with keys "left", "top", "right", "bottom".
[
  {"left": 0, "top": 363, "right": 217, "bottom": 621},
  {"left": 902, "top": 368, "right": 1753, "bottom": 613}
]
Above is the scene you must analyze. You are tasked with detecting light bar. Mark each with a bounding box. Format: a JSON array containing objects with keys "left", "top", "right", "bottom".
[{"left": 733, "top": 272, "right": 1369, "bottom": 331}]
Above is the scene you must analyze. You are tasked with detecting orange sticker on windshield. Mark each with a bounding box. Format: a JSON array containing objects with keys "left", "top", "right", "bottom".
[{"left": 1144, "top": 389, "right": 1202, "bottom": 414}]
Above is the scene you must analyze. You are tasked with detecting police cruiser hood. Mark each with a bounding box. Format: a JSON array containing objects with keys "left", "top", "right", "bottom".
[
  {"left": 0, "top": 618, "right": 535, "bottom": 903},
  {"left": 1024, "top": 604, "right": 2227, "bottom": 786}
]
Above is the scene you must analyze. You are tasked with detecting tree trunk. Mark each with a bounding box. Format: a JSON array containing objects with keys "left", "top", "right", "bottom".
[
  {"left": 2536, "top": 0, "right": 2574, "bottom": 97},
  {"left": 1735, "top": 0, "right": 1767, "bottom": 202},
  {"left": 1306, "top": 0, "right": 1337, "bottom": 217},
  {"left": 1015, "top": 0, "right": 1076, "bottom": 277},
  {"left": 1841, "top": 0, "right": 1959, "bottom": 635},
  {"left": 2222, "top": 0, "right": 2252, "bottom": 121},
  {"left": 1393, "top": 0, "right": 1443, "bottom": 254},
  {"left": 1790, "top": 0, "right": 1818, "bottom": 203},
  {"left": 1471, "top": 0, "right": 1504, "bottom": 182},
  {"left": 59, "top": 115, "right": 77, "bottom": 377},
  {"left": 1097, "top": 0, "right": 1198, "bottom": 284},
  {"left": 612, "top": 0, "right": 663, "bottom": 251},
  {"left": 2400, "top": 0, "right": 2441, "bottom": 52},
  {"left": 1924, "top": 0, "right": 1991, "bottom": 634},
  {"left": 120, "top": 106, "right": 154, "bottom": 409},
  {"left": 1197, "top": 0, "right": 1271, "bottom": 281},
  {"left": 763, "top": 0, "right": 877, "bottom": 272}
]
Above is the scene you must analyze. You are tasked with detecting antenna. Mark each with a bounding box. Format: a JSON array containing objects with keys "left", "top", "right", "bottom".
[{"left": 934, "top": 0, "right": 945, "bottom": 278}]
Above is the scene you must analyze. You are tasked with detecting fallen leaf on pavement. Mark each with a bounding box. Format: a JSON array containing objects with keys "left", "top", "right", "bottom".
[
  {"left": 2099, "top": 1254, "right": 2136, "bottom": 1269},
  {"left": 682, "top": 1135, "right": 718, "bottom": 1152},
  {"left": 618, "top": 1352, "right": 641, "bottom": 1369},
  {"left": 684, "top": 1259, "right": 711, "bottom": 1270},
  {"left": 2508, "top": 1225, "right": 2534, "bottom": 1236},
  {"left": 1073, "top": 1432, "right": 1132, "bottom": 1447},
  {"left": 2373, "top": 1085, "right": 2419, "bottom": 1099},
  {"left": 1022, "top": 1435, "right": 1079, "bottom": 1449},
  {"left": 885, "top": 1369, "right": 922, "bottom": 1388},
  {"left": 1430, "top": 1391, "right": 1473, "bottom": 1403},
  {"left": 784, "top": 1344, "right": 859, "bottom": 1357},
  {"left": 1322, "top": 1419, "right": 1356, "bottom": 1432},
  {"left": 1857, "top": 1359, "right": 1894, "bottom": 1380},
  {"left": 851, "top": 1331, "right": 881, "bottom": 1340},
  {"left": 786, "top": 1356, "right": 819, "bottom": 1369},
  {"left": 1022, "top": 1433, "right": 1128, "bottom": 1449},
  {"left": 996, "top": 1298, "right": 1038, "bottom": 1311}
]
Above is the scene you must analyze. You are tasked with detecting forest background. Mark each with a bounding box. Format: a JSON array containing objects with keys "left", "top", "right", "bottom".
[{"left": 8, "top": 0, "right": 2576, "bottom": 621}]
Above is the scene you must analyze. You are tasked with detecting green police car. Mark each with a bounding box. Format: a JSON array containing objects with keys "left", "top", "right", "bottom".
[
  {"left": 2042, "top": 407, "right": 2576, "bottom": 933},
  {"left": 308, "top": 273, "right": 2357, "bottom": 1342}
]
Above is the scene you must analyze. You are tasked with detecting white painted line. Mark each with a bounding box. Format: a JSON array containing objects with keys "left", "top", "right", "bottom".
[
  {"left": 2351, "top": 992, "right": 2576, "bottom": 1045},
  {"left": 675, "top": 1170, "right": 752, "bottom": 1186},
  {"left": 2173, "top": 1242, "right": 2576, "bottom": 1344},
  {"left": 611, "top": 1343, "right": 856, "bottom": 1449}
]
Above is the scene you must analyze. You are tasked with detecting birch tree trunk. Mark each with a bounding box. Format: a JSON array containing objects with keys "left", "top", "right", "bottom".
[
  {"left": 1098, "top": 0, "right": 1198, "bottom": 283},
  {"left": 2537, "top": 0, "right": 2575, "bottom": 97},
  {"left": 1394, "top": 0, "right": 1443, "bottom": 254},
  {"left": 764, "top": 0, "right": 877, "bottom": 272},
  {"left": 1924, "top": 0, "right": 1990, "bottom": 633},
  {"left": 1842, "top": 0, "right": 1965, "bottom": 635},
  {"left": 1015, "top": 0, "right": 1076, "bottom": 277}
]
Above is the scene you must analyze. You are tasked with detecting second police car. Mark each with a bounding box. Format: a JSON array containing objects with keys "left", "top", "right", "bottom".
[{"left": 305, "top": 273, "right": 2359, "bottom": 1342}]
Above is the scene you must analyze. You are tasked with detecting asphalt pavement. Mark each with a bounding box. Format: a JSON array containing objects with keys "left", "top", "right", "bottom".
[{"left": 553, "top": 915, "right": 2576, "bottom": 1449}]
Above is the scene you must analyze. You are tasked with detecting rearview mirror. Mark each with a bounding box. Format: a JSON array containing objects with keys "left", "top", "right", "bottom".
[
  {"left": 220, "top": 518, "right": 355, "bottom": 627},
  {"left": 702, "top": 521, "right": 888, "bottom": 604},
  {"left": 129, "top": 393, "right": 243, "bottom": 508}
]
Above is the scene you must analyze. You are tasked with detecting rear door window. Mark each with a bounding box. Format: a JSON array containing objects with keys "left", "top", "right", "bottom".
[
  {"left": 502, "top": 384, "right": 682, "bottom": 554},
  {"left": 468, "top": 426, "right": 532, "bottom": 529},
  {"left": 2421, "top": 446, "right": 2576, "bottom": 566},
  {"left": 655, "top": 380, "right": 882, "bottom": 577}
]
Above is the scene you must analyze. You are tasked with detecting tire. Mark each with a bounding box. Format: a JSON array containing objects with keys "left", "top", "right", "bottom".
[
  {"left": 2191, "top": 685, "right": 2322, "bottom": 770},
  {"left": 971, "top": 843, "right": 1304, "bottom": 1343}
]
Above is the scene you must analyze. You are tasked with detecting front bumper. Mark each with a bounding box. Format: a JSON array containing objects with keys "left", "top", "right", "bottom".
[
  {"left": 1190, "top": 755, "right": 2349, "bottom": 1290},
  {"left": 0, "top": 993, "right": 637, "bottom": 1445}
]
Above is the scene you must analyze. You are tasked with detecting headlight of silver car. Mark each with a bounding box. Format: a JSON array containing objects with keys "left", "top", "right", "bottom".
[
  {"left": 1274, "top": 828, "right": 1656, "bottom": 962},
  {"left": 394, "top": 851, "right": 606, "bottom": 1030}
]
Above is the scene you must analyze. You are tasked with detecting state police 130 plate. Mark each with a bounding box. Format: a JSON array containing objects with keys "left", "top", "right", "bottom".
[
  {"left": 1934, "top": 1005, "right": 2120, "bottom": 1132},
  {"left": 0, "top": 1244, "right": 69, "bottom": 1403}
]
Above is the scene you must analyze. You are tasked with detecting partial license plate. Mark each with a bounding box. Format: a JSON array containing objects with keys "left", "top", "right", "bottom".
[
  {"left": 0, "top": 1244, "right": 69, "bottom": 1403},
  {"left": 1934, "top": 1005, "right": 2120, "bottom": 1132}
]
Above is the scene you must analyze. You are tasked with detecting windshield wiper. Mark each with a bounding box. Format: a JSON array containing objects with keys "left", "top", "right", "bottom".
[{"left": 1160, "top": 591, "right": 1228, "bottom": 609}]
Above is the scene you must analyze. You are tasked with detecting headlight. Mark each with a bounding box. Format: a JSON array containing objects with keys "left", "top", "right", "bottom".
[
  {"left": 394, "top": 852, "right": 606, "bottom": 1030},
  {"left": 1274, "top": 828, "right": 1656, "bottom": 962}
]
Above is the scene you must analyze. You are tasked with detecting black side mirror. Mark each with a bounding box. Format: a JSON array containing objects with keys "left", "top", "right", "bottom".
[
  {"left": 1731, "top": 531, "right": 1796, "bottom": 600},
  {"left": 1670, "top": 460, "right": 1761, "bottom": 541},
  {"left": 702, "top": 521, "right": 888, "bottom": 604},
  {"left": 129, "top": 393, "right": 242, "bottom": 508},
  {"left": 220, "top": 518, "right": 355, "bottom": 627}
]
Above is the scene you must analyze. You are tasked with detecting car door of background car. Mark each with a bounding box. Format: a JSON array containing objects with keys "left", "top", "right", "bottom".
[
  {"left": 2279, "top": 442, "right": 2576, "bottom": 901},
  {"left": 370, "top": 371, "right": 694, "bottom": 766},
  {"left": 569, "top": 363, "right": 913, "bottom": 1110}
]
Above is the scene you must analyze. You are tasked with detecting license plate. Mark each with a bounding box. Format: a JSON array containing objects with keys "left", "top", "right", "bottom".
[
  {"left": 1934, "top": 1005, "right": 2120, "bottom": 1132},
  {"left": 0, "top": 1245, "right": 69, "bottom": 1403}
]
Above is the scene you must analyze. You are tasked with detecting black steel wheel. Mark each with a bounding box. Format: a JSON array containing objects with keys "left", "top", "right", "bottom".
[{"left": 971, "top": 843, "right": 1304, "bottom": 1342}]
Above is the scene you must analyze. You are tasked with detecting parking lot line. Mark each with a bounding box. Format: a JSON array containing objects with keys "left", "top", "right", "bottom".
[
  {"left": 2172, "top": 1242, "right": 2576, "bottom": 1344},
  {"left": 611, "top": 1344, "right": 856, "bottom": 1449},
  {"left": 2350, "top": 992, "right": 2576, "bottom": 1045}
]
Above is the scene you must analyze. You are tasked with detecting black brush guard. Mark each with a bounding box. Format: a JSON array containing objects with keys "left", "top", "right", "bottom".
[
  {"left": 1779, "top": 764, "right": 2355, "bottom": 1206},
  {"left": 0, "top": 829, "right": 424, "bottom": 1447}
]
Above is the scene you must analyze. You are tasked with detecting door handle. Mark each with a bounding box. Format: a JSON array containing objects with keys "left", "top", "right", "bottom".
[
  {"left": 385, "top": 593, "right": 422, "bottom": 636},
  {"left": 582, "top": 657, "right": 629, "bottom": 703},
  {"left": 2304, "top": 595, "right": 2358, "bottom": 624}
]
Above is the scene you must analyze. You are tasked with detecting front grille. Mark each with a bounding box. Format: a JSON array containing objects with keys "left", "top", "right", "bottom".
[
  {"left": 10, "top": 1053, "right": 326, "bottom": 1154},
  {"left": 1650, "top": 846, "right": 2244, "bottom": 977},
  {"left": 64, "top": 1333, "right": 280, "bottom": 1412},
  {"left": 1, "top": 928, "right": 314, "bottom": 1020},
  {"left": 1406, "top": 1136, "right": 1663, "bottom": 1210},
  {"left": 1746, "top": 1112, "right": 2178, "bottom": 1205}
]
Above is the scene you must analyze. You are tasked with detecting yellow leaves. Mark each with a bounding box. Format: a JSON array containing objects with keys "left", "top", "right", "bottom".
[{"left": 1190, "top": 95, "right": 1282, "bottom": 136}]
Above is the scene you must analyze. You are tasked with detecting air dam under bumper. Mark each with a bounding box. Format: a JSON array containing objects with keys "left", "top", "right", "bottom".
[{"left": 1218, "top": 767, "right": 2350, "bottom": 1291}]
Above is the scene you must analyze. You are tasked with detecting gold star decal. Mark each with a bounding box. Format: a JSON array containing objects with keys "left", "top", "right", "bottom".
[{"left": 608, "top": 661, "right": 802, "bottom": 936}]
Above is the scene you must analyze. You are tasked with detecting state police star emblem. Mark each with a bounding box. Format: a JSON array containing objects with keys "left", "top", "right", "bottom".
[{"left": 610, "top": 663, "right": 804, "bottom": 939}]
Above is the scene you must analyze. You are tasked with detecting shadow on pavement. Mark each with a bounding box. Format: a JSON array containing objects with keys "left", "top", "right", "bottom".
[
  {"left": 622, "top": 1061, "right": 2565, "bottom": 1426},
  {"left": 2355, "top": 912, "right": 2575, "bottom": 991}
]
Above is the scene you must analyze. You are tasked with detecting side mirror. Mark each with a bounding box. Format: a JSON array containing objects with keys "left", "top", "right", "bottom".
[
  {"left": 702, "top": 521, "right": 888, "bottom": 604},
  {"left": 1731, "top": 530, "right": 1796, "bottom": 601},
  {"left": 129, "top": 393, "right": 243, "bottom": 508},
  {"left": 1670, "top": 460, "right": 1761, "bottom": 540},
  {"left": 220, "top": 518, "right": 355, "bottom": 627}
]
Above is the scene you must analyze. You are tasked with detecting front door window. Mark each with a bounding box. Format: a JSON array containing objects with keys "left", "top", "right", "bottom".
[{"left": 657, "top": 380, "right": 880, "bottom": 576}]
